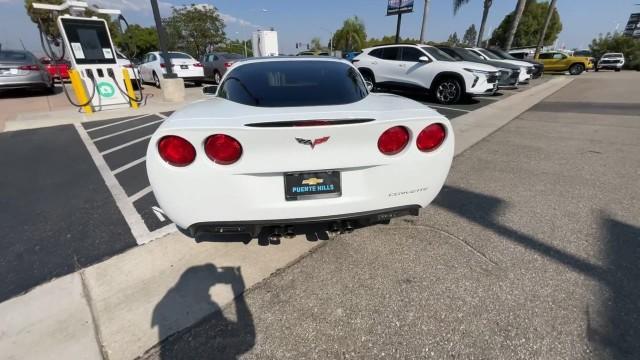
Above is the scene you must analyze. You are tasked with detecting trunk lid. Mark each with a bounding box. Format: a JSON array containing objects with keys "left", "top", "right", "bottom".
[{"left": 156, "top": 94, "right": 445, "bottom": 174}]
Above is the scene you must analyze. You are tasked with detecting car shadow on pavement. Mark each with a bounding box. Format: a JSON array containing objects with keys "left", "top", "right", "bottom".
[
  {"left": 0, "top": 86, "right": 62, "bottom": 98},
  {"left": 147, "top": 264, "right": 255, "bottom": 360},
  {"left": 433, "top": 185, "right": 640, "bottom": 359}
]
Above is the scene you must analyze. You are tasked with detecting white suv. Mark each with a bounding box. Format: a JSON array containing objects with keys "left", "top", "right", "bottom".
[
  {"left": 467, "top": 47, "right": 534, "bottom": 83},
  {"left": 353, "top": 44, "right": 500, "bottom": 104},
  {"left": 596, "top": 53, "right": 625, "bottom": 72}
]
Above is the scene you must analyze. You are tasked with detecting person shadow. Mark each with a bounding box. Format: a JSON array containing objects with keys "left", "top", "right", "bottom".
[{"left": 150, "top": 264, "right": 255, "bottom": 360}]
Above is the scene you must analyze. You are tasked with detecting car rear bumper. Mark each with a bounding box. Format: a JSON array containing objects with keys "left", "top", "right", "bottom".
[
  {"left": 180, "top": 76, "right": 205, "bottom": 82},
  {"left": 188, "top": 205, "right": 421, "bottom": 238},
  {"left": 0, "top": 80, "right": 50, "bottom": 90},
  {"left": 597, "top": 64, "right": 623, "bottom": 69}
]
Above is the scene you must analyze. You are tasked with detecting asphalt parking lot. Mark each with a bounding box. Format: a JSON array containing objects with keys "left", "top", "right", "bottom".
[
  {"left": 142, "top": 71, "right": 640, "bottom": 360},
  {"left": 5, "top": 72, "right": 637, "bottom": 360},
  {"left": 0, "top": 76, "right": 549, "bottom": 304}
]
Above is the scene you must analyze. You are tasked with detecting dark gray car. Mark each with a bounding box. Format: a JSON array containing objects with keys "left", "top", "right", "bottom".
[
  {"left": 201, "top": 52, "right": 245, "bottom": 84},
  {"left": 436, "top": 46, "right": 521, "bottom": 88},
  {"left": 0, "top": 50, "right": 54, "bottom": 93}
]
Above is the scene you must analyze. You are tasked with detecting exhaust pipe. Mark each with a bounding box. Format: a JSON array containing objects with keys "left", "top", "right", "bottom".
[
  {"left": 344, "top": 221, "right": 354, "bottom": 234},
  {"left": 329, "top": 222, "right": 342, "bottom": 235},
  {"left": 284, "top": 226, "right": 296, "bottom": 239},
  {"left": 269, "top": 227, "right": 283, "bottom": 244}
]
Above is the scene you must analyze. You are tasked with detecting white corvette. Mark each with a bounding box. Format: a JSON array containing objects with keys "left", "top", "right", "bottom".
[{"left": 147, "top": 57, "right": 454, "bottom": 240}]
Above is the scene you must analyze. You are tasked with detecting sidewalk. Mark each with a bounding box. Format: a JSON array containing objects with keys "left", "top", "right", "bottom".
[
  {"left": 0, "top": 85, "right": 207, "bottom": 132},
  {"left": 0, "top": 76, "right": 574, "bottom": 360}
]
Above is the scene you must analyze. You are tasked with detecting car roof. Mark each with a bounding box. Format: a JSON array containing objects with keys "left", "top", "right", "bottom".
[
  {"left": 364, "top": 43, "right": 432, "bottom": 50},
  {"left": 232, "top": 56, "right": 350, "bottom": 66}
]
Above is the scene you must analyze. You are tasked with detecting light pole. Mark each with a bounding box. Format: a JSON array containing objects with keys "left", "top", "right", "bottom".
[
  {"left": 419, "top": 0, "right": 431, "bottom": 44},
  {"left": 150, "top": 0, "right": 175, "bottom": 78},
  {"left": 321, "top": 28, "right": 335, "bottom": 55},
  {"left": 235, "top": 31, "right": 248, "bottom": 57}
]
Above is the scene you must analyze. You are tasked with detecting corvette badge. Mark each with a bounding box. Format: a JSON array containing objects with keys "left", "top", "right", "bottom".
[{"left": 295, "top": 136, "right": 330, "bottom": 149}]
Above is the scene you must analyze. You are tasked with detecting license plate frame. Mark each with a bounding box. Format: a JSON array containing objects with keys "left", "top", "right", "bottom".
[
  {"left": 284, "top": 171, "right": 342, "bottom": 201},
  {"left": 180, "top": 65, "right": 188, "bottom": 69}
]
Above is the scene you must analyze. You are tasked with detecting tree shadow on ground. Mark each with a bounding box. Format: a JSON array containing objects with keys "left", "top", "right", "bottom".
[
  {"left": 433, "top": 185, "right": 640, "bottom": 359},
  {"left": 149, "top": 264, "right": 255, "bottom": 360}
]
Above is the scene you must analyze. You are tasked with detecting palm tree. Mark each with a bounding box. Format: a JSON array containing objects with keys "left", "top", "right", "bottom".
[
  {"left": 505, "top": 0, "right": 527, "bottom": 50},
  {"left": 453, "top": 0, "right": 493, "bottom": 47},
  {"left": 534, "top": 0, "right": 558, "bottom": 58},
  {"left": 334, "top": 16, "right": 367, "bottom": 52}
]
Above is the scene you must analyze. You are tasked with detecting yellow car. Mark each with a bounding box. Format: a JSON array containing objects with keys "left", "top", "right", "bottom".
[{"left": 535, "top": 51, "right": 593, "bottom": 75}]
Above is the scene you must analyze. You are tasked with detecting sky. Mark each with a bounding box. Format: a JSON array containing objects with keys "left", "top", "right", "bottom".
[{"left": 0, "top": 0, "right": 638, "bottom": 55}]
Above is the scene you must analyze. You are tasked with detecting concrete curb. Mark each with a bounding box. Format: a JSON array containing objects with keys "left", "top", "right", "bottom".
[{"left": 452, "top": 76, "right": 574, "bottom": 156}]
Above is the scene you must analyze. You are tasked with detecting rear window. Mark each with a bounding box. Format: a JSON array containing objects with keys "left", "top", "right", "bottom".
[
  {"left": 162, "top": 52, "right": 192, "bottom": 60},
  {"left": 222, "top": 53, "right": 244, "bottom": 59},
  {"left": 421, "top": 47, "right": 455, "bottom": 61},
  {"left": 477, "top": 49, "right": 501, "bottom": 60},
  {"left": 218, "top": 60, "right": 368, "bottom": 107},
  {"left": 0, "top": 51, "right": 29, "bottom": 62}
]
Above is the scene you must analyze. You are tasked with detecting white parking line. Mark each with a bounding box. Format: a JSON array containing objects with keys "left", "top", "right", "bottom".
[
  {"left": 129, "top": 186, "right": 152, "bottom": 203},
  {"left": 112, "top": 157, "right": 146, "bottom": 175},
  {"left": 85, "top": 114, "right": 154, "bottom": 133},
  {"left": 427, "top": 105, "right": 471, "bottom": 113},
  {"left": 92, "top": 119, "right": 164, "bottom": 142},
  {"left": 74, "top": 124, "right": 154, "bottom": 245},
  {"left": 100, "top": 135, "right": 152, "bottom": 156}
]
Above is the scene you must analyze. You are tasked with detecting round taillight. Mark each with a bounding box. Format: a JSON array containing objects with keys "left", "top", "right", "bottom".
[
  {"left": 378, "top": 126, "right": 410, "bottom": 155},
  {"left": 158, "top": 135, "right": 196, "bottom": 167},
  {"left": 417, "top": 123, "right": 447, "bottom": 152},
  {"left": 205, "top": 134, "right": 243, "bottom": 165}
]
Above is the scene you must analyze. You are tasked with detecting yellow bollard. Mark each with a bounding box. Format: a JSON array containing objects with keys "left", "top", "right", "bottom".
[
  {"left": 122, "top": 68, "right": 139, "bottom": 109},
  {"left": 68, "top": 69, "right": 93, "bottom": 114}
]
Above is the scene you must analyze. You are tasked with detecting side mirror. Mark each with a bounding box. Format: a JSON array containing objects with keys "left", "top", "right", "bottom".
[
  {"left": 203, "top": 85, "right": 218, "bottom": 96},
  {"left": 418, "top": 56, "right": 430, "bottom": 63},
  {"left": 364, "top": 81, "right": 374, "bottom": 92}
]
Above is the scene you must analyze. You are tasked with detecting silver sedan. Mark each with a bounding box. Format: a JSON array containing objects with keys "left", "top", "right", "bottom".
[{"left": 0, "top": 50, "right": 54, "bottom": 93}]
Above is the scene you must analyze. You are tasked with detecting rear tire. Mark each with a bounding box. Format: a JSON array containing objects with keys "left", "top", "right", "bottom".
[
  {"left": 595, "top": 68, "right": 599, "bottom": 72},
  {"left": 569, "top": 63, "right": 585, "bottom": 75},
  {"left": 360, "top": 70, "right": 376, "bottom": 91},
  {"left": 433, "top": 77, "right": 462, "bottom": 104},
  {"left": 153, "top": 71, "right": 161, "bottom": 88},
  {"left": 213, "top": 71, "right": 222, "bottom": 85},
  {"left": 615, "top": 68, "right": 621, "bottom": 72}
]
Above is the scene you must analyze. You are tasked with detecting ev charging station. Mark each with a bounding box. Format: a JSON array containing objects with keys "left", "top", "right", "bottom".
[{"left": 33, "top": 1, "right": 139, "bottom": 114}]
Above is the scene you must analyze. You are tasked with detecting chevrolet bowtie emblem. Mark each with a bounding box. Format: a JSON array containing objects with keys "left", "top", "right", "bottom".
[
  {"left": 295, "top": 136, "right": 330, "bottom": 149},
  {"left": 302, "top": 178, "right": 324, "bottom": 186}
]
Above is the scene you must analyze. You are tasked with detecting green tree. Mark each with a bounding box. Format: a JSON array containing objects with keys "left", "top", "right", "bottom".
[
  {"left": 447, "top": 32, "right": 460, "bottom": 46},
  {"left": 505, "top": 0, "right": 527, "bottom": 50},
  {"left": 366, "top": 35, "right": 423, "bottom": 47},
  {"left": 334, "top": 16, "right": 367, "bottom": 52},
  {"left": 590, "top": 32, "right": 640, "bottom": 70},
  {"left": 310, "top": 37, "right": 324, "bottom": 51},
  {"left": 490, "top": 0, "right": 562, "bottom": 48},
  {"left": 453, "top": 0, "right": 493, "bottom": 47},
  {"left": 217, "top": 39, "right": 253, "bottom": 57},
  {"left": 25, "top": 0, "right": 65, "bottom": 38},
  {"left": 462, "top": 24, "right": 478, "bottom": 46},
  {"left": 116, "top": 24, "right": 158, "bottom": 59},
  {"left": 163, "top": 4, "right": 226, "bottom": 58}
]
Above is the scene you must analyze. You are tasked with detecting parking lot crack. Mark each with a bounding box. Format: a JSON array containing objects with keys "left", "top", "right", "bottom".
[
  {"left": 77, "top": 259, "right": 108, "bottom": 360},
  {"left": 388, "top": 224, "right": 499, "bottom": 267}
]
